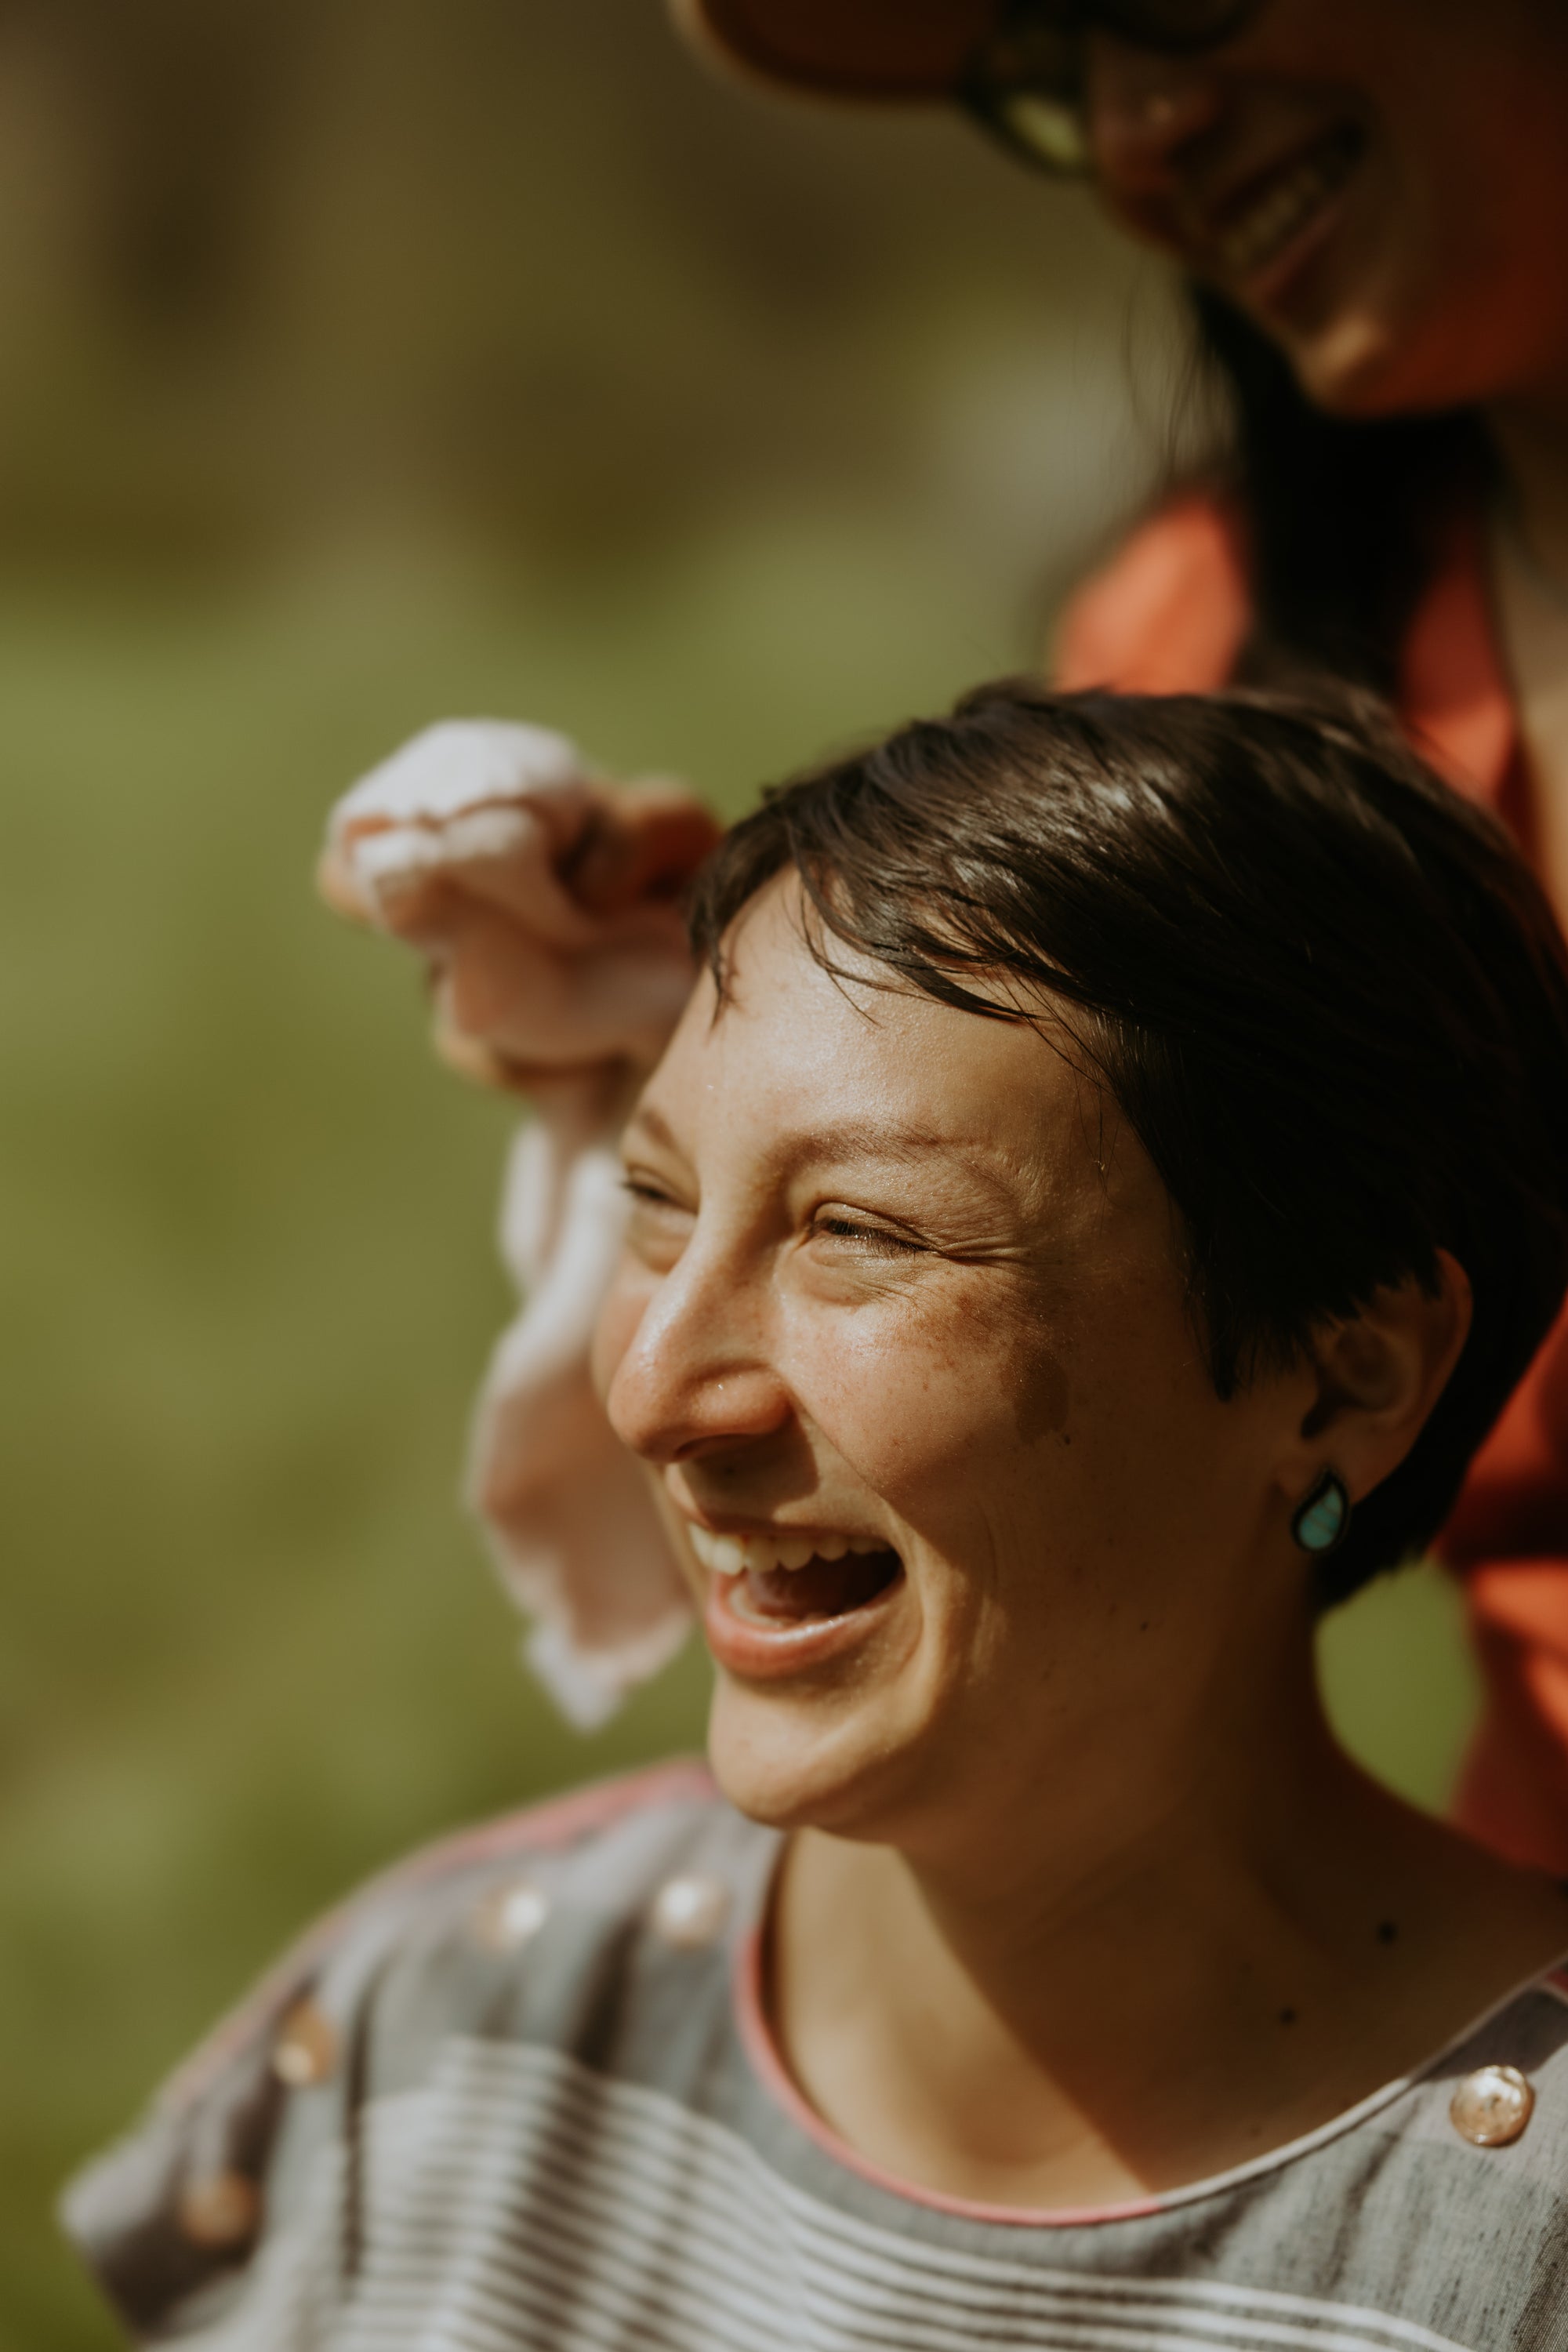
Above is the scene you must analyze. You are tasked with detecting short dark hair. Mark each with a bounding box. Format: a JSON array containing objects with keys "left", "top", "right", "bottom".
[{"left": 688, "top": 682, "right": 1568, "bottom": 1606}]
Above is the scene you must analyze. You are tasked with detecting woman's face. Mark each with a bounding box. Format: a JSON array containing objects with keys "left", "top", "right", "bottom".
[
  {"left": 593, "top": 878, "right": 1320, "bottom": 1861},
  {"left": 1084, "top": 0, "right": 1568, "bottom": 419}
]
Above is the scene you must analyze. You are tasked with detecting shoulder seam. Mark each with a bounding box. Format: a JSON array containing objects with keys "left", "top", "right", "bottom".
[{"left": 158, "top": 1758, "right": 715, "bottom": 2112}]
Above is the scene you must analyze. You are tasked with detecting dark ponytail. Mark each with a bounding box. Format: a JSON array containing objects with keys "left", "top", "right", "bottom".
[{"left": 1189, "top": 286, "right": 1493, "bottom": 694}]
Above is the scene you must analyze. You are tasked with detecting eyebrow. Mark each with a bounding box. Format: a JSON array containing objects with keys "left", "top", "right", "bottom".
[
  {"left": 625, "top": 1103, "right": 681, "bottom": 1155},
  {"left": 775, "top": 1118, "right": 977, "bottom": 1171},
  {"left": 623, "top": 1105, "right": 1019, "bottom": 1196}
]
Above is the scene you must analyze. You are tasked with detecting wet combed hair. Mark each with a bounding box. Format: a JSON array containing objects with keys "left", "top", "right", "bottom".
[{"left": 688, "top": 683, "right": 1568, "bottom": 1608}]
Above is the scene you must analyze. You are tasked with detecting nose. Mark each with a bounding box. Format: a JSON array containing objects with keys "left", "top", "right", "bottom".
[
  {"left": 1083, "top": 32, "right": 1224, "bottom": 201},
  {"left": 603, "top": 1233, "right": 790, "bottom": 1470}
]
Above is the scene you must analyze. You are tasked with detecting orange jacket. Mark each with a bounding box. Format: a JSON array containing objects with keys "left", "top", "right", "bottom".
[{"left": 1056, "top": 495, "right": 1568, "bottom": 1871}]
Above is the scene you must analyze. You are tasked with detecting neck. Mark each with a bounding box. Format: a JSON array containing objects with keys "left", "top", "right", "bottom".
[
  {"left": 1490, "top": 398, "right": 1568, "bottom": 586},
  {"left": 769, "top": 1642, "right": 1564, "bottom": 2209}
]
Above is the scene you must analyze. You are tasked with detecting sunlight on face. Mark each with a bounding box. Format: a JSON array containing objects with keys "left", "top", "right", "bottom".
[{"left": 593, "top": 878, "right": 1309, "bottom": 1850}]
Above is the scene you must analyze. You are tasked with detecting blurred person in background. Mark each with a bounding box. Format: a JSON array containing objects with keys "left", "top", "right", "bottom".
[{"left": 325, "top": 0, "right": 1568, "bottom": 1872}]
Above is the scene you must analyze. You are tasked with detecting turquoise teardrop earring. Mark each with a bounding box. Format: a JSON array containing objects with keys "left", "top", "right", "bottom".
[{"left": 1291, "top": 1468, "right": 1350, "bottom": 1557}]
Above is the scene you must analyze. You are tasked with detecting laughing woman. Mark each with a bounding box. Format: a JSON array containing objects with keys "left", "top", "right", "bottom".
[
  {"left": 72, "top": 684, "right": 1568, "bottom": 2347},
  {"left": 328, "top": 0, "right": 1568, "bottom": 1866}
]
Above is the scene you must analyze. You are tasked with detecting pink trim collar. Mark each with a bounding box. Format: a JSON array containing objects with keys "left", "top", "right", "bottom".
[
  {"left": 731, "top": 1925, "right": 1162, "bottom": 2227},
  {"left": 731, "top": 1911, "right": 1568, "bottom": 2230}
]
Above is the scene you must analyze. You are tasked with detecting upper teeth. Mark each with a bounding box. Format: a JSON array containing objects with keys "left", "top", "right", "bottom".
[
  {"left": 1218, "top": 134, "right": 1356, "bottom": 280},
  {"left": 685, "top": 1524, "right": 889, "bottom": 1577}
]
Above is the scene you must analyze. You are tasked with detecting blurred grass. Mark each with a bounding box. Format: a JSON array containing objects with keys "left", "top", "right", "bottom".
[
  {"left": 1318, "top": 1563, "right": 1481, "bottom": 1817},
  {"left": 0, "top": 528, "right": 1483, "bottom": 2346}
]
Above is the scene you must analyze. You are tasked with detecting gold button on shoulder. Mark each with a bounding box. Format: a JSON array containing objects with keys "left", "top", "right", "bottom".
[
  {"left": 471, "top": 1878, "right": 550, "bottom": 1955},
  {"left": 1450, "top": 2063, "right": 1535, "bottom": 2147},
  {"left": 176, "top": 2169, "right": 262, "bottom": 2249},
  {"left": 650, "top": 1873, "right": 730, "bottom": 1949},
  {"left": 270, "top": 1997, "right": 338, "bottom": 2089}
]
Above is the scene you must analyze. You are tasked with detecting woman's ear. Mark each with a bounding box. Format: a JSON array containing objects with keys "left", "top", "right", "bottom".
[{"left": 1279, "top": 1248, "right": 1473, "bottom": 1509}]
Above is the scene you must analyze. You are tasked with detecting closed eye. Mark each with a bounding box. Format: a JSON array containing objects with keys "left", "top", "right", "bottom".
[
  {"left": 621, "top": 1174, "right": 683, "bottom": 1208},
  {"left": 810, "top": 1212, "right": 927, "bottom": 1255},
  {"left": 619, "top": 1167, "right": 696, "bottom": 1271}
]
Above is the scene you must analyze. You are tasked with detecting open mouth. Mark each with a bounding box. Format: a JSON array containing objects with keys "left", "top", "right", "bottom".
[
  {"left": 1208, "top": 119, "right": 1366, "bottom": 288},
  {"left": 687, "top": 1523, "right": 904, "bottom": 1629}
]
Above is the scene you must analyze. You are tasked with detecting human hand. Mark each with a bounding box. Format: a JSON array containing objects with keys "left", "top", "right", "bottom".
[{"left": 320, "top": 721, "right": 721, "bottom": 1102}]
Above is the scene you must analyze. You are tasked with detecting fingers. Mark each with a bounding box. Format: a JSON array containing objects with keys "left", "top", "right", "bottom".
[
  {"left": 568, "top": 782, "right": 724, "bottom": 916},
  {"left": 432, "top": 898, "right": 695, "bottom": 1071},
  {"left": 315, "top": 841, "right": 376, "bottom": 924},
  {"left": 324, "top": 777, "right": 720, "bottom": 940},
  {"left": 429, "top": 1005, "right": 529, "bottom": 1094},
  {"left": 318, "top": 726, "right": 718, "bottom": 1105},
  {"left": 426, "top": 993, "right": 635, "bottom": 1126},
  {"left": 434, "top": 779, "right": 720, "bottom": 933},
  {"left": 317, "top": 835, "right": 479, "bottom": 949}
]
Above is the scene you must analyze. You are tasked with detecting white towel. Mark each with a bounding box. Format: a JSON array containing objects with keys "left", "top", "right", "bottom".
[{"left": 325, "top": 720, "right": 699, "bottom": 1726}]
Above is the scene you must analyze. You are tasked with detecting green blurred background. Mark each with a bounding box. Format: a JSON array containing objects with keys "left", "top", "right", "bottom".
[{"left": 0, "top": 3, "right": 1479, "bottom": 2340}]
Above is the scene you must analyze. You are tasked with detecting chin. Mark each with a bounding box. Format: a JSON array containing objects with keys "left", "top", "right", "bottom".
[
  {"left": 1275, "top": 290, "right": 1506, "bottom": 423},
  {"left": 704, "top": 1675, "right": 916, "bottom": 1842},
  {"left": 1291, "top": 344, "right": 1432, "bottom": 421}
]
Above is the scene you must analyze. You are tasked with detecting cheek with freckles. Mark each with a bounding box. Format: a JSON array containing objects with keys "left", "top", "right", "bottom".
[
  {"left": 1008, "top": 1323, "right": 1073, "bottom": 1447},
  {"left": 777, "top": 1276, "right": 1081, "bottom": 1566},
  {"left": 809, "top": 1256, "right": 1218, "bottom": 1669}
]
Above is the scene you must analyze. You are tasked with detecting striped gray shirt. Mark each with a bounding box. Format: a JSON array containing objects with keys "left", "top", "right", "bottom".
[{"left": 64, "top": 1760, "right": 1568, "bottom": 2349}]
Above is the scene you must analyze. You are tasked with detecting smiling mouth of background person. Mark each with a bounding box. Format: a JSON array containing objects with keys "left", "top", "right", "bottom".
[
  {"left": 687, "top": 1523, "right": 905, "bottom": 1625},
  {"left": 1206, "top": 119, "right": 1367, "bottom": 284}
]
